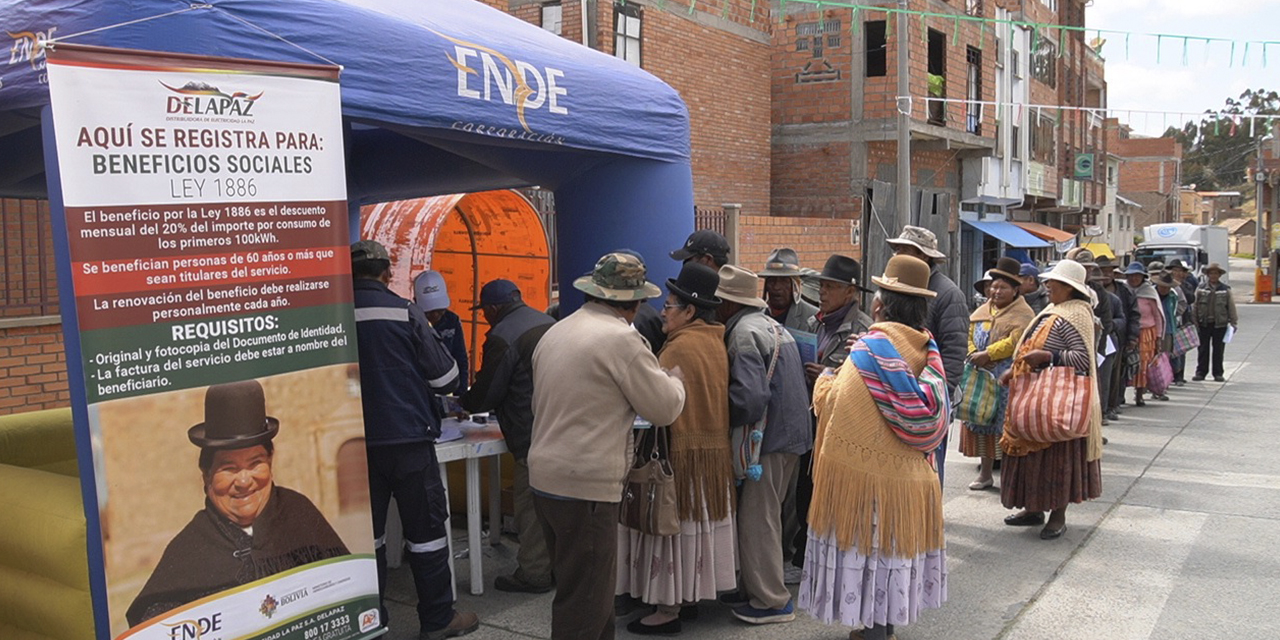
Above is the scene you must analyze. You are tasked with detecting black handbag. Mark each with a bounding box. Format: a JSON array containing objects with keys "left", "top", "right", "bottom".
[{"left": 619, "top": 425, "right": 680, "bottom": 536}]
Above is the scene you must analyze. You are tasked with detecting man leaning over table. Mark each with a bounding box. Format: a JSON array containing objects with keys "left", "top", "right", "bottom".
[{"left": 460, "top": 278, "right": 557, "bottom": 594}]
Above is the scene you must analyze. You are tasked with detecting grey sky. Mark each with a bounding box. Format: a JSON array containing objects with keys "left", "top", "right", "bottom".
[{"left": 1088, "top": 0, "right": 1279, "bottom": 138}]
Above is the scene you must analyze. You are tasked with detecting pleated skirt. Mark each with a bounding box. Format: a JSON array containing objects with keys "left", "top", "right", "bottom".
[
  {"left": 615, "top": 511, "right": 738, "bottom": 606},
  {"left": 1000, "top": 437, "right": 1102, "bottom": 512},
  {"left": 798, "top": 528, "right": 947, "bottom": 629}
]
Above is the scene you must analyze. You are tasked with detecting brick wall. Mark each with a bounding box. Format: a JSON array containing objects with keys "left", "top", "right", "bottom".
[
  {"left": 1, "top": 198, "right": 69, "bottom": 415},
  {"left": 736, "top": 214, "right": 861, "bottom": 272},
  {"left": 0, "top": 321, "right": 69, "bottom": 414},
  {"left": 509, "top": 0, "right": 773, "bottom": 217}
]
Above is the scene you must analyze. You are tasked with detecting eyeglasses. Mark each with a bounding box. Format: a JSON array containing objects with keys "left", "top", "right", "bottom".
[{"left": 662, "top": 303, "right": 686, "bottom": 311}]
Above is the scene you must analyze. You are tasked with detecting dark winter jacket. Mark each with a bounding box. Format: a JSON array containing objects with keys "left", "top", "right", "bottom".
[
  {"left": 353, "top": 278, "right": 459, "bottom": 445},
  {"left": 431, "top": 309, "right": 470, "bottom": 396},
  {"left": 926, "top": 267, "right": 970, "bottom": 393},
  {"left": 460, "top": 302, "right": 555, "bottom": 459}
]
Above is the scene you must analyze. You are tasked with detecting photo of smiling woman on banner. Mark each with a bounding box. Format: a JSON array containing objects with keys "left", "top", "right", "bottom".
[{"left": 126, "top": 379, "right": 349, "bottom": 626}]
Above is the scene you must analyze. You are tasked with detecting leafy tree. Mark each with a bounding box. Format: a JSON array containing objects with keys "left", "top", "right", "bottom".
[{"left": 1162, "top": 89, "right": 1279, "bottom": 191}]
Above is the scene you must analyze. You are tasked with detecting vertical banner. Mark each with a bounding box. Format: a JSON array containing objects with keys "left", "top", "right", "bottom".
[{"left": 46, "top": 45, "right": 382, "bottom": 640}]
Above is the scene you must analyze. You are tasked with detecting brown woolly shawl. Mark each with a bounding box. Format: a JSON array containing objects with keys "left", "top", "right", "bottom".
[
  {"left": 808, "top": 322, "right": 944, "bottom": 558},
  {"left": 657, "top": 320, "right": 734, "bottom": 522},
  {"left": 969, "top": 296, "right": 1036, "bottom": 346}
]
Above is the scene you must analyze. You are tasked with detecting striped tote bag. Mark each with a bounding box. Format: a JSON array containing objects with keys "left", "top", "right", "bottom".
[
  {"left": 1005, "top": 367, "right": 1092, "bottom": 443},
  {"left": 954, "top": 362, "right": 1001, "bottom": 427}
]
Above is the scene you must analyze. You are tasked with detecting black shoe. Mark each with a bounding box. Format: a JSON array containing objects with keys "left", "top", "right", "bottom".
[
  {"left": 1004, "top": 511, "right": 1045, "bottom": 527},
  {"left": 1040, "top": 524, "right": 1067, "bottom": 540},
  {"left": 991, "top": 459, "right": 1002, "bottom": 471},
  {"left": 1105, "top": 411, "right": 1119, "bottom": 421},
  {"left": 1102, "top": 436, "right": 1109, "bottom": 445},
  {"left": 494, "top": 574, "right": 553, "bottom": 594},
  {"left": 1214, "top": 376, "right": 1226, "bottom": 382},
  {"left": 1192, "top": 375, "right": 1206, "bottom": 381},
  {"left": 717, "top": 591, "right": 749, "bottom": 608},
  {"left": 679, "top": 605, "right": 699, "bottom": 621},
  {"left": 626, "top": 617, "right": 682, "bottom": 636}
]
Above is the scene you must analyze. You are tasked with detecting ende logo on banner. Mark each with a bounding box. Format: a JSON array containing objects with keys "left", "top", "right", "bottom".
[
  {"left": 6, "top": 25, "right": 56, "bottom": 85},
  {"left": 436, "top": 30, "right": 569, "bottom": 146}
]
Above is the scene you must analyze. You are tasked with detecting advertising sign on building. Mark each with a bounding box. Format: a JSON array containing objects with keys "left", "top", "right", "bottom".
[{"left": 46, "top": 44, "right": 380, "bottom": 640}]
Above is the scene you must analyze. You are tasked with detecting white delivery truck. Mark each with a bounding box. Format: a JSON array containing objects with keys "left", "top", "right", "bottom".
[{"left": 1135, "top": 223, "right": 1230, "bottom": 284}]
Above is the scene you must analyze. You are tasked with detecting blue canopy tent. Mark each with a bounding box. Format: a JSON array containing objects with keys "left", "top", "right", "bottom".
[
  {"left": 0, "top": 0, "right": 695, "bottom": 300},
  {"left": 1, "top": 1, "right": 695, "bottom": 636}
]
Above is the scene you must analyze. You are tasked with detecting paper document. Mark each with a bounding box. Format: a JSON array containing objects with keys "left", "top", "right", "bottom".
[
  {"left": 787, "top": 328, "right": 819, "bottom": 364},
  {"left": 1224, "top": 325, "right": 1236, "bottom": 344},
  {"left": 1104, "top": 335, "right": 1117, "bottom": 357}
]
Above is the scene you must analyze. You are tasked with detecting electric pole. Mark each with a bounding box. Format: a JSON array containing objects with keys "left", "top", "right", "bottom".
[{"left": 895, "top": 0, "right": 911, "bottom": 231}]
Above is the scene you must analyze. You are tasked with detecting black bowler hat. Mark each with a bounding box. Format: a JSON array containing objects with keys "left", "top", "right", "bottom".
[
  {"left": 816, "top": 254, "right": 865, "bottom": 289},
  {"left": 188, "top": 380, "right": 280, "bottom": 449},
  {"left": 666, "top": 262, "right": 722, "bottom": 309},
  {"left": 989, "top": 256, "right": 1024, "bottom": 287}
]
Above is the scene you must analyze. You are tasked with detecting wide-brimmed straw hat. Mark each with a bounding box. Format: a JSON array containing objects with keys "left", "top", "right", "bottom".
[
  {"left": 188, "top": 380, "right": 280, "bottom": 450},
  {"left": 716, "top": 265, "right": 767, "bottom": 308},
  {"left": 759, "top": 247, "right": 804, "bottom": 277},
  {"left": 1039, "top": 259, "right": 1093, "bottom": 300},
  {"left": 1153, "top": 273, "right": 1177, "bottom": 288},
  {"left": 666, "top": 262, "right": 722, "bottom": 309},
  {"left": 872, "top": 255, "right": 936, "bottom": 298},
  {"left": 1204, "top": 262, "right": 1227, "bottom": 275},
  {"left": 886, "top": 225, "right": 947, "bottom": 259},
  {"left": 573, "top": 252, "right": 663, "bottom": 301}
]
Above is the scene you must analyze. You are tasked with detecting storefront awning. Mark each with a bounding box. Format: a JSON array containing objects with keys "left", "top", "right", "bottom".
[
  {"left": 962, "top": 220, "right": 1051, "bottom": 248},
  {"left": 1080, "top": 242, "right": 1116, "bottom": 259},
  {"left": 1011, "top": 221, "right": 1078, "bottom": 244}
]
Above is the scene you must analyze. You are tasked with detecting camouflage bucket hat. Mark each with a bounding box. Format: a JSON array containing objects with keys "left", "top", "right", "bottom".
[{"left": 573, "top": 252, "right": 663, "bottom": 301}]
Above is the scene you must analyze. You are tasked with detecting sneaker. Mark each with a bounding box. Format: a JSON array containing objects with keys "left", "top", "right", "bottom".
[
  {"left": 494, "top": 574, "right": 553, "bottom": 594},
  {"left": 783, "top": 565, "right": 804, "bottom": 585},
  {"left": 717, "top": 591, "right": 750, "bottom": 608},
  {"left": 731, "top": 599, "right": 796, "bottom": 624},
  {"left": 420, "top": 611, "right": 479, "bottom": 640}
]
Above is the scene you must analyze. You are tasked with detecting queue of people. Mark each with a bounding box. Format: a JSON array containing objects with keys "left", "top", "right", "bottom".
[{"left": 346, "top": 228, "right": 1237, "bottom": 640}]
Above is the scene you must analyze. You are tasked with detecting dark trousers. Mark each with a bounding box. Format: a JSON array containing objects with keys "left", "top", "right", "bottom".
[
  {"left": 1171, "top": 354, "right": 1186, "bottom": 382},
  {"left": 1196, "top": 325, "right": 1228, "bottom": 378},
  {"left": 1108, "top": 346, "right": 1128, "bottom": 411},
  {"left": 534, "top": 495, "right": 618, "bottom": 640},
  {"left": 367, "top": 442, "right": 455, "bottom": 632},
  {"left": 1098, "top": 352, "right": 1116, "bottom": 412}
]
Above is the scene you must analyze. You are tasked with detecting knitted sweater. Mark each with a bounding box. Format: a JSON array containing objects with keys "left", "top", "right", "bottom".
[
  {"left": 809, "top": 322, "right": 945, "bottom": 557},
  {"left": 657, "top": 321, "right": 733, "bottom": 521},
  {"left": 528, "top": 302, "right": 686, "bottom": 502}
]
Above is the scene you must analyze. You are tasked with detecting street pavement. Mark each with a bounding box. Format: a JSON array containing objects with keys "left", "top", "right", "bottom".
[{"left": 381, "top": 258, "right": 1278, "bottom": 640}]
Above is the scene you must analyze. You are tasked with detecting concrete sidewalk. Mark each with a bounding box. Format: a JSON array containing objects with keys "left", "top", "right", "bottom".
[{"left": 382, "top": 257, "right": 1279, "bottom": 640}]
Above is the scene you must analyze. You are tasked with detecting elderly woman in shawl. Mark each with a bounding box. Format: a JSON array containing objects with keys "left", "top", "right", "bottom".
[
  {"left": 999, "top": 260, "right": 1104, "bottom": 540},
  {"left": 616, "top": 262, "right": 737, "bottom": 636},
  {"left": 1123, "top": 262, "right": 1165, "bottom": 406},
  {"left": 799, "top": 255, "right": 949, "bottom": 640},
  {"left": 962, "top": 257, "right": 1036, "bottom": 491}
]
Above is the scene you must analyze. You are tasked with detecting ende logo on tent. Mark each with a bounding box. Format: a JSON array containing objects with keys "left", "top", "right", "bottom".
[{"left": 436, "top": 31, "right": 568, "bottom": 136}]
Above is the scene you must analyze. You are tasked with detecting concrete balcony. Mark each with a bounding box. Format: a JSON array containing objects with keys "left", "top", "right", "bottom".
[{"left": 961, "top": 156, "right": 1025, "bottom": 206}]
